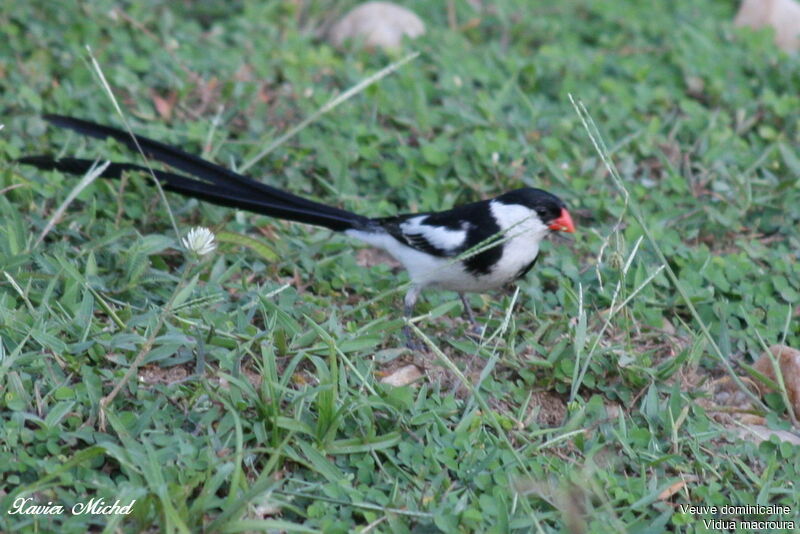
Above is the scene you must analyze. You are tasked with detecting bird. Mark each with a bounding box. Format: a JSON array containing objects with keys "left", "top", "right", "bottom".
[{"left": 19, "top": 114, "right": 576, "bottom": 347}]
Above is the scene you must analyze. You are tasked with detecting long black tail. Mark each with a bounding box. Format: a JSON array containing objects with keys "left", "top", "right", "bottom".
[{"left": 18, "top": 115, "right": 371, "bottom": 232}]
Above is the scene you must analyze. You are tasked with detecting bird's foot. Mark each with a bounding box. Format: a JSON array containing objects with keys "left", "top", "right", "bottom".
[
  {"left": 466, "top": 321, "right": 484, "bottom": 339},
  {"left": 405, "top": 339, "right": 426, "bottom": 351},
  {"left": 403, "top": 325, "right": 426, "bottom": 351}
]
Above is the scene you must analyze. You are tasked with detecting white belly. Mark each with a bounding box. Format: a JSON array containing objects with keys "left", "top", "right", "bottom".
[{"left": 346, "top": 227, "right": 543, "bottom": 293}]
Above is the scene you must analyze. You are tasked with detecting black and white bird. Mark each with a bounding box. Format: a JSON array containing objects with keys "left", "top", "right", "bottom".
[{"left": 19, "top": 115, "right": 575, "bottom": 345}]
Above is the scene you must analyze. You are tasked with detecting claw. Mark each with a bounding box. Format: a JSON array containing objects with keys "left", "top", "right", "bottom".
[{"left": 403, "top": 325, "right": 425, "bottom": 351}]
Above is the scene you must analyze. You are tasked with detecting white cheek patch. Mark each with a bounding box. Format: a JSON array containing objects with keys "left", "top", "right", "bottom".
[
  {"left": 489, "top": 200, "right": 547, "bottom": 236},
  {"left": 400, "top": 216, "right": 468, "bottom": 253}
]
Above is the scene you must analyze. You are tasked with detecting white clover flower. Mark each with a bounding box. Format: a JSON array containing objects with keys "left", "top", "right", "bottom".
[{"left": 182, "top": 226, "right": 216, "bottom": 257}]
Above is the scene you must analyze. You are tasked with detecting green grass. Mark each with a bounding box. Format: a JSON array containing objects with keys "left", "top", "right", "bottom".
[{"left": 2, "top": 0, "right": 800, "bottom": 532}]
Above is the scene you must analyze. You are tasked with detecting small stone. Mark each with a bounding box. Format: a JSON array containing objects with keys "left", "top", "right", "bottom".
[
  {"left": 327, "top": 2, "right": 425, "bottom": 50},
  {"left": 735, "top": 0, "right": 800, "bottom": 53},
  {"left": 752, "top": 344, "right": 800, "bottom": 419}
]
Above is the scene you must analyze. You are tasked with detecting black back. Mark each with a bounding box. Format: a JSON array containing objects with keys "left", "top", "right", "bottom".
[{"left": 375, "top": 188, "right": 566, "bottom": 275}]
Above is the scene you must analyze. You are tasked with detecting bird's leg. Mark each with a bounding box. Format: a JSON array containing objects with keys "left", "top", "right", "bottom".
[
  {"left": 403, "top": 286, "right": 424, "bottom": 350},
  {"left": 459, "top": 293, "right": 483, "bottom": 335}
]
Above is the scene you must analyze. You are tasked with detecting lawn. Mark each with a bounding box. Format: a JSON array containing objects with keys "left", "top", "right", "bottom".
[{"left": 1, "top": 1, "right": 799, "bottom": 532}]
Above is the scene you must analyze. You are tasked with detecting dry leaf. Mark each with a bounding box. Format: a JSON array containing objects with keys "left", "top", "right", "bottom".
[
  {"left": 380, "top": 364, "right": 422, "bottom": 386},
  {"left": 657, "top": 478, "right": 697, "bottom": 501},
  {"left": 139, "top": 364, "right": 188, "bottom": 385},
  {"left": 152, "top": 91, "right": 177, "bottom": 120},
  {"left": 356, "top": 247, "right": 400, "bottom": 268},
  {"left": 734, "top": 423, "right": 800, "bottom": 446},
  {"left": 734, "top": 0, "right": 800, "bottom": 52}
]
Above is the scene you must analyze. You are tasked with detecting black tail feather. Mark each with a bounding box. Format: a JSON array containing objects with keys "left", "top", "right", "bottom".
[
  {"left": 21, "top": 115, "right": 373, "bottom": 232},
  {"left": 42, "top": 114, "right": 359, "bottom": 220},
  {"left": 18, "top": 155, "right": 363, "bottom": 231}
]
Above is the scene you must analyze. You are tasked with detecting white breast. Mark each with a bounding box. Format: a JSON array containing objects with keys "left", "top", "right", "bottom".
[{"left": 483, "top": 200, "right": 549, "bottom": 284}]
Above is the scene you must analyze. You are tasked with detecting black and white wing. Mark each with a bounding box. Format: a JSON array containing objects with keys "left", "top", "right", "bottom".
[{"left": 375, "top": 200, "right": 504, "bottom": 275}]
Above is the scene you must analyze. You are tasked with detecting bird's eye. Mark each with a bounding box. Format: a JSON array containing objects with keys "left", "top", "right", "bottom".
[{"left": 535, "top": 206, "right": 554, "bottom": 221}]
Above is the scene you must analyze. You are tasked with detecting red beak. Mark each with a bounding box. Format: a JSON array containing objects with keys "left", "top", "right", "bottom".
[{"left": 548, "top": 208, "right": 575, "bottom": 233}]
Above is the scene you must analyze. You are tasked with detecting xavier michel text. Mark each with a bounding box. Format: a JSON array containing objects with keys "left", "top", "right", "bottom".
[{"left": 8, "top": 497, "right": 135, "bottom": 516}]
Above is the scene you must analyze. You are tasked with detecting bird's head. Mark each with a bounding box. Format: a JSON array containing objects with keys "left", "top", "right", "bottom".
[{"left": 497, "top": 188, "right": 576, "bottom": 234}]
